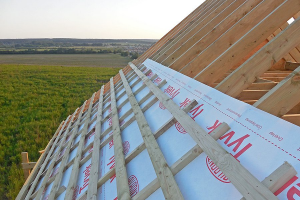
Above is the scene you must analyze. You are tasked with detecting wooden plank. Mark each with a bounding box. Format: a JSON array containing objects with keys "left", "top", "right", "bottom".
[
  {"left": 287, "top": 102, "right": 300, "bottom": 115},
  {"left": 261, "top": 72, "right": 291, "bottom": 78},
  {"left": 21, "top": 152, "right": 30, "bottom": 180},
  {"left": 158, "top": 0, "right": 251, "bottom": 65},
  {"left": 153, "top": 0, "right": 232, "bottom": 62},
  {"left": 47, "top": 104, "right": 87, "bottom": 200},
  {"left": 109, "top": 77, "right": 131, "bottom": 200},
  {"left": 87, "top": 86, "right": 104, "bottom": 200},
  {"left": 193, "top": 0, "right": 300, "bottom": 85},
  {"left": 21, "top": 162, "right": 36, "bottom": 170},
  {"left": 16, "top": 120, "right": 65, "bottom": 200},
  {"left": 275, "top": 23, "right": 300, "bottom": 63},
  {"left": 65, "top": 93, "right": 96, "bottom": 199},
  {"left": 174, "top": 0, "right": 285, "bottom": 74},
  {"left": 133, "top": 123, "right": 230, "bottom": 200},
  {"left": 240, "top": 162, "right": 297, "bottom": 200},
  {"left": 253, "top": 67, "right": 300, "bottom": 117},
  {"left": 130, "top": 62, "right": 278, "bottom": 200},
  {"left": 243, "top": 100, "right": 257, "bottom": 105},
  {"left": 282, "top": 114, "right": 300, "bottom": 126},
  {"left": 246, "top": 82, "right": 278, "bottom": 90},
  {"left": 267, "top": 30, "right": 297, "bottom": 63},
  {"left": 285, "top": 62, "right": 300, "bottom": 71},
  {"left": 259, "top": 77, "right": 286, "bottom": 82},
  {"left": 269, "top": 58, "right": 287, "bottom": 71},
  {"left": 238, "top": 90, "right": 269, "bottom": 101},
  {"left": 120, "top": 70, "right": 184, "bottom": 199},
  {"left": 39, "top": 149, "right": 45, "bottom": 154},
  {"left": 216, "top": 16, "right": 300, "bottom": 98}
]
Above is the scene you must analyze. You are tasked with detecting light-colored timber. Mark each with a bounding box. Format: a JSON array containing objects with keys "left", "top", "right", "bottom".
[
  {"left": 130, "top": 62, "right": 278, "bottom": 200},
  {"left": 109, "top": 78, "right": 131, "bottom": 200},
  {"left": 120, "top": 70, "right": 184, "bottom": 199},
  {"left": 17, "top": 1, "right": 300, "bottom": 199},
  {"left": 86, "top": 86, "right": 104, "bottom": 200}
]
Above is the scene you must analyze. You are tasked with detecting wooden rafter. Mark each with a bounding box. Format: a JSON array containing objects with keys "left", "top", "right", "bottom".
[
  {"left": 86, "top": 87, "right": 104, "bottom": 200},
  {"left": 192, "top": 0, "right": 300, "bottom": 85},
  {"left": 109, "top": 77, "right": 131, "bottom": 200},
  {"left": 216, "top": 16, "right": 300, "bottom": 98}
]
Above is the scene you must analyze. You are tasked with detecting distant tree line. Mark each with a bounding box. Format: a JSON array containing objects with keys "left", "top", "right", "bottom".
[
  {"left": 0, "top": 38, "right": 157, "bottom": 48},
  {"left": 0, "top": 48, "right": 109, "bottom": 54},
  {"left": 0, "top": 48, "right": 139, "bottom": 59}
]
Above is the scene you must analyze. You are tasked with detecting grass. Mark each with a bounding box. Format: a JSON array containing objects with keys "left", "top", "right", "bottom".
[
  {"left": 0, "top": 53, "right": 132, "bottom": 67},
  {"left": 0, "top": 64, "right": 121, "bottom": 199}
]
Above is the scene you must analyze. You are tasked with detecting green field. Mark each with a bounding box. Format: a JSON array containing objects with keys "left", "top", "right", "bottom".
[
  {"left": 0, "top": 64, "right": 121, "bottom": 199},
  {"left": 0, "top": 53, "right": 132, "bottom": 67}
]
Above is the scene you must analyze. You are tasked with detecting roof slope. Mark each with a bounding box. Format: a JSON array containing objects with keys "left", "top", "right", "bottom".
[{"left": 18, "top": 0, "right": 300, "bottom": 199}]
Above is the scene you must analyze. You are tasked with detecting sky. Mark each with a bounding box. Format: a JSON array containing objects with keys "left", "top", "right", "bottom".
[{"left": 0, "top": 0, "right": 205, "bottom": 39}]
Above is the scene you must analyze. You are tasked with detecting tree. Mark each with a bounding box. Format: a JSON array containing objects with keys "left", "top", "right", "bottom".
[
  {"left": 131, "top": 52, "right": 139, "bottom": 59},
  {"left": 121, "top": 51, "right": 128, "bottom": 57}
]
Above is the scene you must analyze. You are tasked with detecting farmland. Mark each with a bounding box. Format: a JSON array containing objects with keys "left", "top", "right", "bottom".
[
  {"left": 0, "top": 64, "right": 121, "bottom": 199},
  {"left": 0, "top": 53, "right": 131, "bottom": 67}
]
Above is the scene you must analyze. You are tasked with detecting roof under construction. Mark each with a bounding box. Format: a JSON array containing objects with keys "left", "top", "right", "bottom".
[{"left": 17, "top": 0, "right": 300, "bottom": 199}]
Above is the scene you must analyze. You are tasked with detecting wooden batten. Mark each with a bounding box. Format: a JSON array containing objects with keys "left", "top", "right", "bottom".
[
  {"left": 237, "top": 90, "right": 269, "bottom": 101},
  {"left": 282, "top": 114, "right": 300, "bottom": 126},
  {"left": 240, "top": 162, "right": 297, "bottom": 200},
  {"left": 246, "top": 82, "right": 278, "bottom": 90},
  {"left": 86, "top": 87, "right": 104, "bottom": 200},
  {"left": 21, "top": 152, "right": 31, "bottom": 180},
  {"left": 287, "top": 102, "right": 300, "bottom": 115},
  {"left": 285, "top": 62, "right": 300, "bottom": 71},
  {"left": 109, "top": 78, "right": 131, "bottom": 199},
  {"left": 254, "top": 67, "right": 300, "bottom": 117}
]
